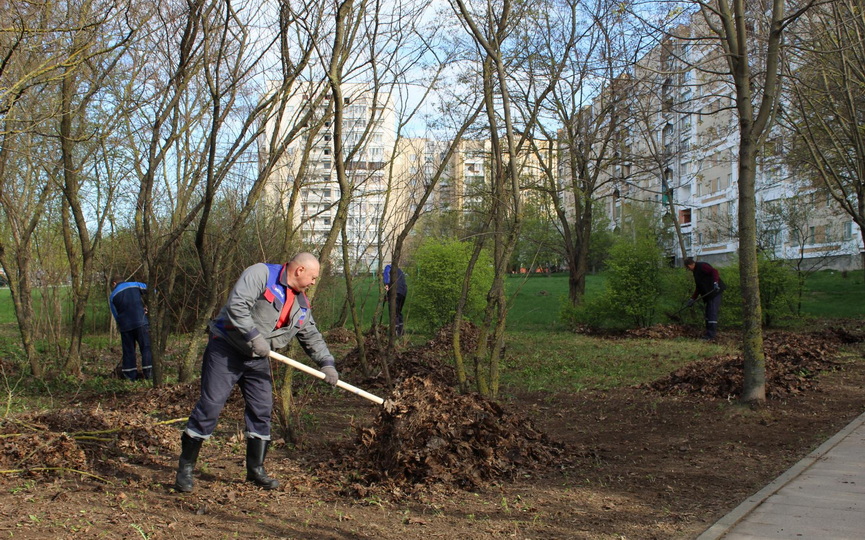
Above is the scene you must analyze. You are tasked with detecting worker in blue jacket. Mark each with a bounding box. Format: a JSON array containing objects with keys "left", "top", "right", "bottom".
[
  {"left": 109, "top": 277, "right": 153, "bottom": 381},
  {"left": 175, "top": 252, "right": 338, "bottom": 493}
]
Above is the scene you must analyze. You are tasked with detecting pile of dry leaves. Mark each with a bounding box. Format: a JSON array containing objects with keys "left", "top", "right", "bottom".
[
  {"left": 321, "top": 375, "right": 568, "bottom": 497},
  {"left": 0, "top": 408, "right": 179, "bottom": 480},
  {"left": 645, "top": 330, "right": 848, "bottom": 398},
  {"left": 623, "top": 324, "right": 696, "bottom": 340}
]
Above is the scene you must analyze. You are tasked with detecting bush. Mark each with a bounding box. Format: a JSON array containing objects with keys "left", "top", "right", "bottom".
[
  {"left": 718, "top": 256, "right": 797, "bottom": 328},
  {"left": 410, "top": 238, "right": 494, "bottom": 332},
  {"left": 562, "top": 235, "right": 672, "bottom": 329}
]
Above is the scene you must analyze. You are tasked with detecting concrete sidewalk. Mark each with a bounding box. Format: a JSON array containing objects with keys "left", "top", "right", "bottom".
[{"left": 697, "top": 410, "right": 865, "bottom": 540}]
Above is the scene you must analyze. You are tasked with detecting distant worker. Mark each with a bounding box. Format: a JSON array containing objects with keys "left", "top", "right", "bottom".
[
  {"left": 175, "top": 252, "right": 338, "bottom": 493},
  {"left": 685, "top": 257, "right": 724, "bottom": 341},
  {"left": 383, "top": 264, "right": 407, "bottom": 336},
  {"left": 109, "top": 277, "right": 153, "bottom": 380}
]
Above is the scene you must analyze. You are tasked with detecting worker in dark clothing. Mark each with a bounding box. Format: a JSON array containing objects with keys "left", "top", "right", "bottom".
[
  {"left": 109, "top": 277, "right": 153, "bottom": 380},
  {"left": 383, "top": 264, "right": 407, "bottom": 336},
  {"left": 685, "top": 257, "right": 724, "bottom": 340},
  {"left": 175, "top": 252, "right": 338, "bottom": 493}
]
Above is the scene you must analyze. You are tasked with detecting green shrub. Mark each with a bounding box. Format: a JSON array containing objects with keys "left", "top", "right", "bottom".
[
  {"left": 560, "top": 292, "right": 618, "bottom": 330},
  {"left": 410, "top": 238, "right": 494, "bottom": 332},
  {"left": 717, "top": 256, "right": 797, "bottom": 328},
  {"left": 563, "top": 235, "right": 671, "bottom": 329}
]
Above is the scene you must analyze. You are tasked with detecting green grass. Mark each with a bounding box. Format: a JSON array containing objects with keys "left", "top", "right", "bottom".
[
  {"left": 0, "top": 290, "right": 14, "bottom": 325},
  {"left": 0, "top": 267, "right": 860, "bottom": 404},
  {"left": 797, "top": 269, "right": 865, "bottom": 319},
  {"left": 500, "top": 330, "right": 732, "bottom": 394},
  {"left": 504, "top": 272, "right": 606, "bottom": 332}
]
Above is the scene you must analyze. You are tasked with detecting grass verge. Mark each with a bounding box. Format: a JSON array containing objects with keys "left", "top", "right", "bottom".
[{"left": 501, "top": 330, "right": 733, "bottom": 394}]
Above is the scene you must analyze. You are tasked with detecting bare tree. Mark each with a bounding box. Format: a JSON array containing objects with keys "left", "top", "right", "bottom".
[
  {"left": 0, "top": 0, "right": 128, "bottom": 376},
  {"left": 118, "top": 0, "right": 323, "bottom": 385},
  {"left": 688, "top": 0, "right": 814, "bottom": 402},
  {"left": 449, "top": 0, "right": 566, "bottom": 397},
  {"left": 525, "top": 0, "right": 634, "bottom": 306},
  {"left": 759, "top": 192, "right": 850, "bottom": 314},
  {"left": 51, "top": 0, "right": 138, "bottom": 376},
  {"left": 625, "top": 35, "right": 735, "bottom": 265}
]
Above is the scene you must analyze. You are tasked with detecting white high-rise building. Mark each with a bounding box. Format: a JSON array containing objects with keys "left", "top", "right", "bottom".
[
  {"left": 262, "top": 83, "right": 397, "bottom": 273},
  {"left": 591, "top": 28, "right": 861, "bottom": 270}
]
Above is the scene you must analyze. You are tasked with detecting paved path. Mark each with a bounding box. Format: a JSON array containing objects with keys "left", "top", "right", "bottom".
[{"left": 697, "top": 410, "right": 865, "bottom": 540}]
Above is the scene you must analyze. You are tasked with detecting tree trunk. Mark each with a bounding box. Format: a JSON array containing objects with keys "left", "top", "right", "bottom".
[
  {"left": 4, "top": 260, "right": 41, "bottom": 378},
  {"left": 737, "top": 140, "right": 766, "bottom": 402}
]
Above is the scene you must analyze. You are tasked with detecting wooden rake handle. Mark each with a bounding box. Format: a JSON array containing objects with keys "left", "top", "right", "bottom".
[{"left": 268, "top": 350, "right": 384, "bottom": 405}]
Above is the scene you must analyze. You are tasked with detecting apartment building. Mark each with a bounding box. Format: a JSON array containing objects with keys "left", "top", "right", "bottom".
[
  {"left": 595, "top": 29, "right": 861, "bottom": 270},
  {"left": 262, "top": 83, "right": 398, "bottom": 273}
]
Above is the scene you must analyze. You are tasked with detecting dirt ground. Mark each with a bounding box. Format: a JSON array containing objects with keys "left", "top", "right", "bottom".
[{"left": 1, "top": 321, "right": 864, "bottom": 540}]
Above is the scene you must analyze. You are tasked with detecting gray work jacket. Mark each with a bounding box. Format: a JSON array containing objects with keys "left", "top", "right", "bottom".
[{"left": 209, "top": 263, "right": 335, "bottom": 368}]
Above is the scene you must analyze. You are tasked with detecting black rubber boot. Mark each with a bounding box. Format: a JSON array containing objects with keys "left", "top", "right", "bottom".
[
  {"left": 246, "top": 438, "right": 279, "bottom": 490},
  {"left": 175, "top": 433, "right": 203, "bottom": 493}
]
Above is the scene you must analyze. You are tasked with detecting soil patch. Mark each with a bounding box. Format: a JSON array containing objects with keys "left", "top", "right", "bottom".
[{"left": 0, "top": 322, "right": 863, "bottom": 539}]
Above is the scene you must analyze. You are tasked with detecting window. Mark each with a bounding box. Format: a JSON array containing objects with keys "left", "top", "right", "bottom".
[
  {"left": 710, "top": 177, "right": 720, "bottom": 192},
  {"left": 843, "top": 221, "right": 853, "bottom": 240},
  {"left": 679, "top": 208, "right": 692, "bottom": 225}
]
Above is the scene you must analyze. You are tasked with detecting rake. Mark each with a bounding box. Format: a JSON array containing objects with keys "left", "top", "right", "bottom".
[
  {"left": 268, "top": 350, "right": 385, "bottom": 405},
  {"left": 665, "top": 290, "right": 713, "bottom": 323}
]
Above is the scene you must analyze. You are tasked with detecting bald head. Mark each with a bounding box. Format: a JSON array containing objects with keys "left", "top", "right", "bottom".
[
  {"left": 285, "top": 252, "right": 321, "bottom": 292},
  {"left": 291, "top": 252, "right": 318, "bottom": 267}
]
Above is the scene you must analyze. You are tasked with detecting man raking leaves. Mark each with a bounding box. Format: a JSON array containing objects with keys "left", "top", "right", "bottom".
[
  {"left": 684, "top": 257, "right": 725, "bottom": 341},
  {"left": 175, "top": 252, "right": 343, "bottom": 492}
]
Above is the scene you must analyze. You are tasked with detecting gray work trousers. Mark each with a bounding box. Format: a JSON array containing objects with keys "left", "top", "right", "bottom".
[
  {"left": 703, "top": 293, "right": 722, "bottom": 338},
  {"left": 185, "top": 335, "right": 273, "bottom": 440}
]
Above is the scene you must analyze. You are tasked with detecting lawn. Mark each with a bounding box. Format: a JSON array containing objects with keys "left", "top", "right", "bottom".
[
  {"left": 0, "top": 267, "right": 860, "bottom": 396},
  {"left": 499, "top": 329, "right": 728, "bottom": 394},
  {"left": 797, "top": 268, "right": 865, "bottom": 318},
  {"left": 1, "top": 268, "right": 859, "bottom": 334}
]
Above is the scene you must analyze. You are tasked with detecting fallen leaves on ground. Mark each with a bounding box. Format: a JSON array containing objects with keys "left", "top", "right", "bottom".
[
  {"left": 319, "top": 375, "right": 569, "bottom": 498},
  {"left": 645, "top": 330, "right": 848, "bottom": 398}
]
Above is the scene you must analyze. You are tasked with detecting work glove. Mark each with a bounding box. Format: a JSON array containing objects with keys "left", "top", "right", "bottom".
[
  {"left": 686, "top": 298, "right": 696, "bottom": 307},
  {"left": 713, "top": 282, "right": 720, "bottom": 292},
  {"left": 321, "top": 366, "right": 339, "bottom": 386},
  {"left": 250, "top": 334, "right": 271, "bottom": 357}
]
